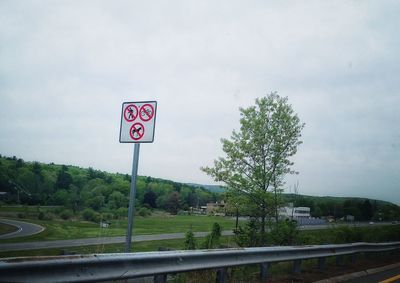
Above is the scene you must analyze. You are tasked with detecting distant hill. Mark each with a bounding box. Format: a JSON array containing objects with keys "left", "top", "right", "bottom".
[
  {"left": 0, "top": 154, "right": 222, "bottom": 216},
  {"left": 187, "top": 184, "right": 396, "bottom": 208},
  {"left": 1, "top": 154, "right": 398, "bottom": 221},
  {"left": 282, "top": 193, "right": 395, "bottom": 207},
  {"left": 186, "top": 183, "right": 225, "bottom": 193}
]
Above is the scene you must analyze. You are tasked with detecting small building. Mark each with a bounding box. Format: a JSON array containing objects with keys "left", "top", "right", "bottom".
[
  {"left": 100, "top": 221, "right": 111, "bottom": 228},
  {"left": 189, "top": 206, "right": 205, "bottom": 214},
  {"left": 279, "top": 206, "right": 311, "bottom": 220},
  {"left": 206, "top": 201, "right": 226, "bottom": 215}
]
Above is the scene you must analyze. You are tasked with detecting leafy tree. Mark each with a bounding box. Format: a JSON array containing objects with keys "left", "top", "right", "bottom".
[
  {"left": 87, "top": 167, "right": 96, "bottom": 180},
  {"left": 32, "top": 162, "right": 43, "bottom": 180},
  {"left": 362, "top": 199, "right": 373, "bottom": 221},
  {"left": 143, "top": 190, "right": 157, "bottom": 208},
  {"left": 108, "top": 191, "right": 127, "bottom": 210},
  {"left": 15, "top": 158, "right": 24, "bottom": 168},
  {"left": 312, "top": 205, "right": 322, "bottom": 218},
  {"left": 165, "top": 192, "right": 181, "bottom": 214},
  {"left": 224, "top": 190, "right": 254, "bottom": 230},
  {"left": 54, "top": 189, "right": 69, "bottom": 205},
  {"left": 55, "top": 165, "right": 72, "bottom": 190},
  {"left": 202, "top": 93, "right": 304, "bottom": 244}
]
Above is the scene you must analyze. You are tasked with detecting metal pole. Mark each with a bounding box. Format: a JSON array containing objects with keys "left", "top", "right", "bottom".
[{"left": 125, "top": 143, "right": 140, "bottom": 252}]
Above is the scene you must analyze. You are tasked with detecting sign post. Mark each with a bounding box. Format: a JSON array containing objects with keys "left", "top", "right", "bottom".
[{"left": 120, "top": 101, "right": 157, "bottom": 252}]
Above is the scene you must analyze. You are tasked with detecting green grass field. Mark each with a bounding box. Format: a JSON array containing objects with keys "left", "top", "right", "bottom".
[
  {"left": 0, "top": 213, "right": 239, "bottom": 243},
  {"left": 0, "top": 222, "right": 18, "bottom": 235},
  {"left": 0, "top": 236, "right": 239, "bottom": 258}
]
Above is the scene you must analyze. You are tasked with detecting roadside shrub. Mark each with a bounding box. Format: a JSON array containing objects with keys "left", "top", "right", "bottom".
[
  {"left": 269, "top": 220, "right": 300, "bottom": 245},
  {"left": 177, "top": 210, "right": 189, "bottom": 215},
  {"left": 101, "top": 212, "right": 114, "bottom": 221},
  {"left": 201, "top": 223, "right": 222, "bottom": 249},
  {"left": 363, "top": 225, "right": 400, "bottom": 242},
  {"left": 234, "top": 218, "right": 261, "bottom": 247},
  {"left": 38, "top": 211, "right": 45, "bottom": 220},
  {"left": 115, "top": 207, "right": 128, "bottom": 219},
  {"left": 298, "top": 231, "right": 322, "bottom": 245},
  {"left": 82, "top": 208, "right": 100, "bottom": 222},
  {"left": 37, "top": 210, "right": 54, "bottom": 220},
  {"left": 332, "top": 226, "right": 362, "bottom": 243},
  {"left": 184, "top": 229, "right": 197, "bottom": 250},
  {"left": 137, "top": 207, "right": 151, "bottom": 217},
  {"left": 60, "top": 209, "right": 73, "bottom": 220}
]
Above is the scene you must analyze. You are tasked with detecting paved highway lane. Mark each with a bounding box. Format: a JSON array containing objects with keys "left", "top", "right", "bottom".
[
  {"left": 0, "top": 219, "right": 44, "bottom": 240},
  {"left": 342, "top": 264, "right": 400, "bottom": 283}
]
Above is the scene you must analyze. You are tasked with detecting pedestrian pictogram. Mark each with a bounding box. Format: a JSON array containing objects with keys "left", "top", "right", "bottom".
[
  {"left": 129, "top": 123, "right": 145, "bottom": 140},
  {"left": 124, "top": 104, "right": 138, "bottom": 122},
  {"left": 139, "top": 104, "right": 154, "bottom": 122},
  {"left": 119, "top": 101, "right": 157, "bottom": 143}
]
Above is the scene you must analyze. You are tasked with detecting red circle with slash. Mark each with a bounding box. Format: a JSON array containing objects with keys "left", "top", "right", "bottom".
[
  {"left": 124, "top": 104, "right": 138, "bottom": 122},
  {"left": 129, "top": 122, "right": 145, "bottom": 140},
  {"left": 139, "top": 104, "right": 154, "bottom": 122}
]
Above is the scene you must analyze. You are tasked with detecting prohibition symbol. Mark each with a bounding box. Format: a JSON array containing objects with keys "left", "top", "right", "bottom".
[
  {"left": 139, "top": 104, "right": 154, "bottom": 122},
  {"left": 129, "top": 122, "right": 145, "bottom": 140},
  {"left": 124, "top": 104, "right": 138, "bottom": 122},
  {"left": 120, "top": 100, "right": 157, "bottom": 143}
]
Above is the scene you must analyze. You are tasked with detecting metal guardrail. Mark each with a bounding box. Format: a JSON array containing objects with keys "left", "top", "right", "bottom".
[{"left": 0, "top": 242, "right": 399, "bottom": 282}]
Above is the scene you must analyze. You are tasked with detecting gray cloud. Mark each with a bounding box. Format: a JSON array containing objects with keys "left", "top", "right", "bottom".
[{"left": 0, "top": 1, "right": 399, "bottom": 204}]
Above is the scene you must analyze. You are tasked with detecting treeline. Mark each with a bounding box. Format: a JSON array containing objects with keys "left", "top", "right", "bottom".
[
  {"left": 1, "top": 155, "right": 399, "bottom": 222},
  {"left": 284, "top": 193, "right": 400, "bottom": 222},
  {"left": 0, "top": 155, "right": 221, "bottom": 218}
]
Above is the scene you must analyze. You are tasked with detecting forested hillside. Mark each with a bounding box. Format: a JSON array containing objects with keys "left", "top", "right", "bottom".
[
  {"left": 0, "top": 155, "right": 221, "bottom": 218},
  {"left": 283, "top": 193, "right": 400, "bottom": 221},
  {"left": 0, "top": 155, "right": 399, "bottom": 222}
]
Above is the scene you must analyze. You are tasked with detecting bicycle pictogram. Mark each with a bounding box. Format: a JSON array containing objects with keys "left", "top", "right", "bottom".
[{"left": 139, "top": 104, "right": 154, "bottom": 122}]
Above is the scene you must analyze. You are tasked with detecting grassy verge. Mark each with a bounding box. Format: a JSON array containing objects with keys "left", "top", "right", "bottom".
[
  {"left": 0, "top": 215, "right": 239, "bottom": 243},
  {"left": 0, "top": 223, "right": 18, "bottom": 235},
  {"left": 0, "top": 236, "right": 238, "bottom": 258},
  {"left": 298, "top": 224, "right": 400, "bottom": 244}
]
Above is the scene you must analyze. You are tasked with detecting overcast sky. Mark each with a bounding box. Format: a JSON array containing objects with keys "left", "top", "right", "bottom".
[{"left": 1, "top": 1, "right": 399, "bottom": 204}]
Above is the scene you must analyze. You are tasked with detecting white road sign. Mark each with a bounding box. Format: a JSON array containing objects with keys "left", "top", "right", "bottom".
[{"left": 119, "top": 101, "right": 157, "bottom": 143}]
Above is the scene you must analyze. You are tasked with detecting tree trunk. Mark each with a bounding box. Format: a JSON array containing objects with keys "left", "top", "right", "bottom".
[
  {"left": 235, "top": 207, "right": 239, "bottom": 230},
  {"left": 274, "top": 190, "right": 279, "bottom": 225},
  {"left": 260, "top": 212, "right": 266, "bottom": 246}
]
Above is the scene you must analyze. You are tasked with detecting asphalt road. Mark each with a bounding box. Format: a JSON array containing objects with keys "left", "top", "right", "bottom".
[
  {"left": 0, "top": 219, "right": 44, "bottom": 240},
  {"left": 343, "top": 265, "right": 400, "bottom": 283}
]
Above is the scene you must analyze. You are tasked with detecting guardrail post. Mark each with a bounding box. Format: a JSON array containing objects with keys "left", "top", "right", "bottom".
[
  {"left": 351, "top": 253, "right": 357, "bottom": 264},
  {"left": 317, "top": 257, "right": 326, "bottom": 271},
  {"left": 216, "top": 268, "right": 227, "bottom": 283},
  {"left": 336, "top": 255, "right": 344, "bottom": 266},
  {"left": 154, "top": 273, "right": 167, "bottom": 283},
  {"left": 293, "top": 259, "right": 302, "bottom": 274},
  {"left": 260, "top": 262, "right": 270, "bottom": 281}
]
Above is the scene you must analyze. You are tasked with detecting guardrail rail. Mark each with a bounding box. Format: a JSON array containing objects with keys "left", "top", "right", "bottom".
[{"left": 0, "top": 241, "right": 399, "bottom": 282}]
